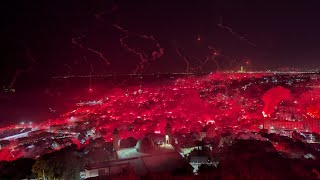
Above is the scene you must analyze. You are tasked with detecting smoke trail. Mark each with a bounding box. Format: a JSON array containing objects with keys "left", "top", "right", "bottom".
[
  {"left": 113, "top": 24, "right": 164, "bottom": 73},
  {"left": 71, "top": 35, "right": 110, "bottom": 65},
  {"left": 9, "top": 48, "right": 36, "bottom": 89},
  {"left": 217, "top": 17, "right": 257, "bottom": 47}
]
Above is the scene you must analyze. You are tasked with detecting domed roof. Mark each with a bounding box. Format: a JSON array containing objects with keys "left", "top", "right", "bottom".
[{"left": 136, "top": 137, "right": 155, "bottom": 153}]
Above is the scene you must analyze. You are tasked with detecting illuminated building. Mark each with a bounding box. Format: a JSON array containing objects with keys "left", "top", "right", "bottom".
[
  {"left": 112, "top": 128, "right": 120, "bottom": 159},
  {"left": 165, "top": 123, "right": 172, "bottom": 144},
  {"left": 239, "top": 66, "right": 245, "bottom": 73},
  {"left": 84, "top": 151, "right": 193, "bottom": 178},
  {"left": 84, "top": 126, "right": 192, "bottom": 178},
  {"left": 190, "top": 156, "right": 216, "bottom": 174}
]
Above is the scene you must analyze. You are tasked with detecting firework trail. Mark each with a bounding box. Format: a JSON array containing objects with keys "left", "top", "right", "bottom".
[
  {"left": 9, "top": 48, "right": 36, "bottom": 89},
  {"left": 64, "top": 64, "right": 72, "bottom": 76},
  {"left": 217, "top": 18, "right": 257, "bottom": 47},
  {"left": 200, "top": 46, "right": 220, "bottom": 71},
  {"left": 89, "top": 64, "right": 94, "bottom": 91},
  {"left": 176, "top": 48, "right": 190, "bottom": 74},
  {"left": 72, "top": 35, "right": 110, "bottom": 65},
  {"left": 113, "top": 24, "right": 164, "bottom": 73},
  {"left": 93, "top": 3, "right": 164, "bottom": 73},
  {"left": 176, "top": 45, "right": 221, "bottom": 73},
  {"left": 152, "top": 43, "right": 165, "bottom": 60},
  {"left": 94, "top": 4, "right": 119, "bottom": 22}
]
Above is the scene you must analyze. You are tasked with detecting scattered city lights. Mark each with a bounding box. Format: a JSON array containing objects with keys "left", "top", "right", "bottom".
[
  {"left": 0, "top": 72, "right": 319, "bottom": 162},
  {"left": 1, "top": 1, "right": 320, "bottom": 179}
]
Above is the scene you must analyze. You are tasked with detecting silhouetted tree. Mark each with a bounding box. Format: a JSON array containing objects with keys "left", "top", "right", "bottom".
[
  {"left": 0, "top": 158, "right": 35, "bottom": 179},
  {"left": 32, "top": 145, "right": 82, "bottom": 180}
]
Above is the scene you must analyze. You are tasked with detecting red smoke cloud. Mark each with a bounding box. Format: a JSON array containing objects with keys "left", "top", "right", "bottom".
[
  {"left": 307, "top": 102, "right": 320, "bottom": 119},
  {"left": 0, "top": 147, "right": 23, "bottom": 161},
  {"left": 262, "top": 86, "right": 291, "bottom": 116}
]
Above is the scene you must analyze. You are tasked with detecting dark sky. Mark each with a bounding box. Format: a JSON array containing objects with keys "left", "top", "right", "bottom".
[{"left": 1, "top": 0, "right": 320, "bottom": 89}]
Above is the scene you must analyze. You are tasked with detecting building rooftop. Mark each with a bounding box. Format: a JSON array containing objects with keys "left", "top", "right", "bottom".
[
  {"left": 190, "top": 156, "right": 209, "bottom": 163},
  {"left": 136, "top": 137, "right": 155, "bottom": 153},
  {"left": 117, "top": 147, "right": 148, "bottom": 159},
  {"left": 85, "top": 151, "right": 193, "bottom": 176}
]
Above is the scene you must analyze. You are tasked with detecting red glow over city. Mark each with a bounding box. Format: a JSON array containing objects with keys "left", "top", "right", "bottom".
[
  {"left": 2, "top": 1, "right": 320, "bottom": 179},
  {"left": 0, "top": 72, "right": 319, "bottom": 162}
]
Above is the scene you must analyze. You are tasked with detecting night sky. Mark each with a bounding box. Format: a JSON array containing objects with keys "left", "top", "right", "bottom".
[{"left": 1, "top": 0, "right": 320, "bottom": 89}]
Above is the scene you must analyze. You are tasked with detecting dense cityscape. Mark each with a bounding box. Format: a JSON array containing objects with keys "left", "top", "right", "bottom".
[
  {"left": 1, "top": 71, "right": 320, "bottom": 179},
  {"left": 1, "top": 0, "right": 320, "bottom": 179}
]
